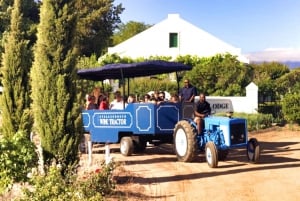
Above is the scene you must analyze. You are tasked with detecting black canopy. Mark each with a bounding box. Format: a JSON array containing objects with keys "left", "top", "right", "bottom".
[{"left": 77, "top": 60, "right": 191, "bottom": 81}]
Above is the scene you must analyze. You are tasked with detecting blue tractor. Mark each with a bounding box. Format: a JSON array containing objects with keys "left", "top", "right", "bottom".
[
  {"left": 77, "top": 60, "right": 260, "bottom": 168},
  {"left": 173, "top": 114, "right": 260, "bottom": 168}
]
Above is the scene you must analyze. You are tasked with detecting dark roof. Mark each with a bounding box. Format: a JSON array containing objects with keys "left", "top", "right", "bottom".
[{"left": 77, "top": 60, "right": 191, "bottom": 81}]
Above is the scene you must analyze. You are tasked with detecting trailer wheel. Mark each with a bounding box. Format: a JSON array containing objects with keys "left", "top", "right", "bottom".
[
  {"left": 174, "top": 120, "right": 197, "bottom": 162},
  {"left": 134, "top": 139, "right": 147, "bottom": 153},
  {"left": 205, "top": 141, "right": 218, "bottom": 168},
  {"left": 247, "top": 138, "right": 260, "bottom": 163},
  {"left": 120, "top": 137, "right": 134, "bottom": 156}
]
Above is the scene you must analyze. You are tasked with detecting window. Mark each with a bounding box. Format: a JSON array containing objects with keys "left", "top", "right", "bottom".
[{"left": 169, "top": 33, "right": 178, "bottom": 48}]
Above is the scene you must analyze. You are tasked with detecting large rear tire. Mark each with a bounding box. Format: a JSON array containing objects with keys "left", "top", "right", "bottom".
[
  {"left": 120, "top": 137, "right": 134, "bottom": 156},
  {"left": 173, "top": 120, "right": 197, "bottom": 162},
  {"left": 247, "top": 138, "right": 260, "bottom": 163},
  {"left": 205, "top": 141, "right": 218, "bottom": 168}
]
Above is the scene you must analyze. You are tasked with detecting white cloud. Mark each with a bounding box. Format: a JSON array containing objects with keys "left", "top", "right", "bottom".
[{"left": 246, "top": 48, "right": 300, "bottom": 62}]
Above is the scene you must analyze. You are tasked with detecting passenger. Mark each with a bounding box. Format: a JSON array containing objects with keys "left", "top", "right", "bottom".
[
  {"left": 84, "top": 94, "right": 90, "bottom": 109},
  {"left": 110, "top": 91, "right": 127, "bottom": 110},
  {"left": 157, "top": 91, "right": 166, "bottom": 104},
  {"left": 138, "top": 95, "right": 145, "bottom": 103},
  {"left": 150, "top": 97, "right": 157, "bottom": 104},
  {"left": 194, "top": 93, "right": 211, "bottom": 134},
  {"left": 170, "top": 94, "right": 179, "bottom": 103},
  {"left": 127, "top": 94, "right": 136, "bottom": 103},
  {"left": 92, "top": 87, "right": 102, "bottom": 107},
  {"left": 98, "top": 96, "right": 109, "bottom": 110},
  {"left": 152, "top": 91, "right": 159, "bottom": 101},
  {"left": 86, "top": 95, "right": 98, "bottom": 110},
  {"left": 144, "top": 94, "right": 151, "bottom": 103}
]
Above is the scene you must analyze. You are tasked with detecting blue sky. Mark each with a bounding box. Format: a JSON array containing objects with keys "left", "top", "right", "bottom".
[{"left": 114, "top": 0, "right": 300, "bottom": 60}]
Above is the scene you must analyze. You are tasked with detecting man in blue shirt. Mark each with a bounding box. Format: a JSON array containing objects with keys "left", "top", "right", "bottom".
[{"left": 179, "top": 79, "right": 197, "bottom": 103}]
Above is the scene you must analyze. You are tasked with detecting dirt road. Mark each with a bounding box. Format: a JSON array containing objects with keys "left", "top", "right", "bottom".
[{"left": 81, "top": 127, "right": 300, "bottom": 201}]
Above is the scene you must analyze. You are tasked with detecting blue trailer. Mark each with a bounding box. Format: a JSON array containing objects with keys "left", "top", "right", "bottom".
[
  {"left": 82, "top": 102, "right": 182, "bottom": 155},
  {"left": 77, "top": 60, "right": 191, "bottom": 156},
  {"left": 77, "top": 60, "right": 260, "bottom": 167}
]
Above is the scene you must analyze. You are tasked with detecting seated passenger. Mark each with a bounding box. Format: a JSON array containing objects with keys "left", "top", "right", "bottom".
[
  {"left": 92, "top": 87, "right": 102, "bottom": 107},
  {"left": 157, "top": 91, "right": 166, "bottom": 104},
  {"left": 144, "top": 94, "right": 151, "bottom": 103},
  {"left": 152, "top": 91, "right": 159, "bottom": 101},
  {"left": 110, "top": 91, "right": 127, "bottom": 110},
  {"left": 150, "top": 97, "right": 157, "bottom": 104},
  {"left": 98, "top": 96, "right": 109, "bottom": 110},
  {"left": 86, "top": 95, "right": 98, "bottom": 110},
  {"left": 170, "top": 94, "right": 179, "bottom": 103},
  {"left": 127, "top": 94, "right": 136, "bottom": 103}
]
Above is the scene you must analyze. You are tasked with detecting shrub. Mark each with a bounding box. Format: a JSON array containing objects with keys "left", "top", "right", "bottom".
[
  {"left": 236, "top": 113, "right": 273, "bottom": 131},
  {"left": 216, "top": 112, "right": 274, "bottom": 132},
  {"left": 19, "top": 160, "right": 117, "bottom": 201},
  {"left": 258, "top": 102, "right": 282, "bottom": 120},
  {"left": 0, "top": 131, "right": 38, "bottom": 194},
  {"left": 77, "top": 161, "right": 116, "bottom": 199},
  {"left": 282, "top": 93, "right": 300, "bottom": 124}
]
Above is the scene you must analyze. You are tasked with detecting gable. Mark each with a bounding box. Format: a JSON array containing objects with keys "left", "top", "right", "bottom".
[{"left": 108, "top": 14, "right": 249, "bottom": 63}]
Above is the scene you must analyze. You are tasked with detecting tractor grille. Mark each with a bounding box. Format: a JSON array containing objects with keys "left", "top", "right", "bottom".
[{"left": 230, "top": 123, "right": 246, "bottom": 145}]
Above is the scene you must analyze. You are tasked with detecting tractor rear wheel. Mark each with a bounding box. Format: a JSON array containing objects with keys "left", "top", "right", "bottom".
[
  {"left": 205, "top": 141, "right": 218, "bottom": 168},
  {"left": 247, "top": 138, "right": 260, "bottom": 163},
  {"left": 173, "top": 120, "right": 197, "bottom": 162},
  {"left": 120, "top": 137, "right": 134, "bottom": 156}
]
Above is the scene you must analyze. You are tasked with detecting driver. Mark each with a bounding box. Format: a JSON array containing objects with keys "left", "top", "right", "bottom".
[{"left": 194, "top": 93, "right": 211, "bottom": 134}]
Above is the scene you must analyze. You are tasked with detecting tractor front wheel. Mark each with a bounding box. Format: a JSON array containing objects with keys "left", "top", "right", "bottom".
[
  {"left": 120, "top": 137, "right": 134, "bottom": 156},
  {"left": 247, "top": 138, "right": 260, "bottom": 163},
  {"left": 205, "top": 141, "right": 218, "bottom": 168},
  {"left": 173, "top": 120, "right": 197, "bottom": 162}
]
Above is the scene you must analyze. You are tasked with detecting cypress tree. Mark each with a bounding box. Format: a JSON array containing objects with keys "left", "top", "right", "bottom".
[
  {"left": 31, "top": 0, "right": 81, "bottom": 167},
  {"left": 0, "top": 0, "right": 32, "bottom": 137}
]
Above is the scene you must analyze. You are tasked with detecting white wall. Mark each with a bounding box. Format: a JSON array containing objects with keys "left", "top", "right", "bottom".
[{"left": 196, "top": 82, "right": 258, "bottom": 114}]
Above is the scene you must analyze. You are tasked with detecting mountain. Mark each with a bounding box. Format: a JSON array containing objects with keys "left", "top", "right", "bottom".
[
  {"left": 282, "top": 61, "right": 300, "bottom": 69},
  {"left": 245, "top": 48, "right": 300, "bottom": 69}
]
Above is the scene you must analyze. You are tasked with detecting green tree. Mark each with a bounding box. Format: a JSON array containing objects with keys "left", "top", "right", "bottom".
[
  {"left": 275, "top": 68, "right": 300, "bottom": 96},
  {"left": 112, "top": 21, "right": 152, "bottom": 45},
  {"left": 0, "top": 0, "right": 13, "bottom": 40},
  {"left": 31, "top": 0, "right": 82, "bottom": 168},
  {"left": 183, "top": 54, "right": 253, "bottom": 96},
  {"left": 252, "top": 62, "right": 290, "bottom": 83},
  {"left": 252, "top": 62, "right": 290, "bottom": 101},
  {"left": 0, "top": 0, "right": 33, "bottom": 136},
  {"left": 0, "top": 0, "right": 39, "bottom": 86},
  {"left": 75, "top": 0, "right": 124, "bottom": 57}
]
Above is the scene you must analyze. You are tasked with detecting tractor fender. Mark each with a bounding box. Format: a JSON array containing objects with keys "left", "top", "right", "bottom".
[{"left": 181, "top": 118, "right": 197, "bottom": 128}]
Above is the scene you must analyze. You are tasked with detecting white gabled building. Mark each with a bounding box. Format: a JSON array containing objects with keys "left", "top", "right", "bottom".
[{"left": 108, "top": 14, "right": 249, "bottom": 63}]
